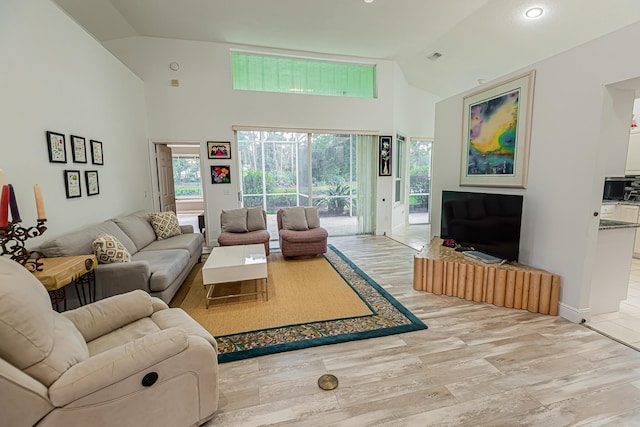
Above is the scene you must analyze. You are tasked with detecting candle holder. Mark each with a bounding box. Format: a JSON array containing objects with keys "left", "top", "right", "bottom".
[{"left": 0, "top": 219, "right": 47, "bottom": 271}]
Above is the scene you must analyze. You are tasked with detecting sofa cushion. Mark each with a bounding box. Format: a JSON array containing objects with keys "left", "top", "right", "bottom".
[
  {"left": 143, "top": 232, "right": 204, "bottom": 256},
  {"left": 63, "top": 290, "right": 155, "bottom": 343},
  {"left": 221, "top": 208, "right": 248, "bottom": 233},
  {"left": 246, "top": 207, "right": 266, "bottom": 231},
  {"left": 39, "top": 220, "right": 137, "bottom": 258},
  {"left": 86, "top": 317, "right": 160, "bottom": 356},
  {"left": 279, "top": 226, "right": 328, "bottom": 243},
  {"left": 113, "top": 211, "right": 157, "bottom": 251},
  {"left": 0, "top": 257, "right": 89, "bottom": 387},
  {"left": 218, "top": 229, "right": 270, "bottom": 247},
  {"left": 0, "top": 257, "right": 56, "bottom": 371},
  {"left": 24, "top": 314, "right": 90, "bottom": 387},
  {"left": 152, "top": 308, "right": 218, "bottom": 351},
  {"left": 92, "top": 232, "right": 131, "bottom": 264},
  {"left": 281, "top": 207, "right": 309, "bottom": 231},
  {"left": 305, "top": 207, "right": 321, "bottom": 229},
  {"left": 149, "top": 211, "right": 182, "bottom": 240},
  {"left": 132, "top": 249, "right": 190, "bottom": 292}
]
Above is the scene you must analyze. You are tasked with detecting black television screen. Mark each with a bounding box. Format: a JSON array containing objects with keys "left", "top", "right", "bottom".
[{"left": 440, "top": 190, "right": 523, "bottom": 261}]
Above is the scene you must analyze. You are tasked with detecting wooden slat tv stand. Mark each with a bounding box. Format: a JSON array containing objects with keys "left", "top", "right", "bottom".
[{"left": 414, "top": 237, "right": 560, "bottom": 316}]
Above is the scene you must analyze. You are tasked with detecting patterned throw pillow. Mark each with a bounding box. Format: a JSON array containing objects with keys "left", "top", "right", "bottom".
[
  {"left": 149, "top": 211, "right": 182, "bottom": 240},
  {"left": 92, "top": 232, "right": 131, "bottom": 264}
]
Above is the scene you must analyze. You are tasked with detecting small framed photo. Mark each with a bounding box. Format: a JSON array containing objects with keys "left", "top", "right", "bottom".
[
  {"left": 46, "top": 131, "right": 67, "bottom": 163},
  {"left": 90, "top": 140, "right": 104, "bottom": 165},
  {"left": 207, "top": 141, "right": 231, "bottom": 159},
  {"left": 70, "top": 135, "right": 87, "bottom": 163},
  {"left": 64, "top": 170, "right": 82, "bottom": 198},
  {"left": 378, "top": 135, "right": 392, "bottom": 176},
  {"left": 211, "top": 165, "right": 231, "bottom": 184},
  {"left": 85, "top": 170, "right": 99, "bottom": 196}
]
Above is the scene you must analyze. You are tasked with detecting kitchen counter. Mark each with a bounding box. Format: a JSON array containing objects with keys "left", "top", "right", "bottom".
[
  {"left": 599, "top": 219, "right": 640, "bottom": 230},
  {"left": 602, "top": 200, "right": 640, "bottom": 206}
]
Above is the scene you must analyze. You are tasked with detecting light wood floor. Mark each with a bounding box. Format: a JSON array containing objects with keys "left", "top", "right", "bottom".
[{"left": 203, "top": 229, "right": 640, "bottom": 426}]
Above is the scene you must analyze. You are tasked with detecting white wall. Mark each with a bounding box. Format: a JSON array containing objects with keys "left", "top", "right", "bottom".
[
  {"left": 432, "top": 21, "right": 640, "bottom": 322},
  {"left": 104, "top": 36, "right": 438, "bottom": 243},
  {"left": 391, "top": 63, "right": 440, "bottom": 231},
  {"left": 0, "top": 0, "right": 150, "bottom": 245}
]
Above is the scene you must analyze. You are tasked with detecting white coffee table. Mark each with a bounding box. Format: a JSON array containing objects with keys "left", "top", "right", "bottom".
[{"left": 201, "top": 244, "right": 268, "bottom": 308}]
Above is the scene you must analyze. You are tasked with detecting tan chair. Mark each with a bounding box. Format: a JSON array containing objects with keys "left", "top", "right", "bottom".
[
  {"left": 277, "top": 207, "right": 328, "bottom": 258},
  {"left": 217, "top": 207, "right": 270, "bottom": 255},
  {"left": 0, "top": 256, "right": 218, "bottom": 427}
]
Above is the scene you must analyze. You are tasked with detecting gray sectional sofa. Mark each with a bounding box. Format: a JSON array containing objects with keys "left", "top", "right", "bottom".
[{"left": 38, "top": 210, "right": 203, "bottom": 303}]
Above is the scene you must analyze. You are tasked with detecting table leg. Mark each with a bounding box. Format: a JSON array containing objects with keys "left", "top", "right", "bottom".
[
  {"left": 74, "top": 270, "right": 97, "bottom": 306},
  {"left": 48, "top": 288, "right": 66, "bottom": 312}
]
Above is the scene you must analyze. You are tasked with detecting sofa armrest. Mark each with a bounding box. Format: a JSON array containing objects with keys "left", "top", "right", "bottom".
[
  {"left": 48, "top": 328, "right": 189, "bottom": 407},
  {"left": 63, "top": 290, "right": 155, "bottom": 342},
  {"left": 95, "top": 260, "right": 152, "bottom": 298},
  {"left": 151, "top": 296, "right": 169, "bottom": 312},
  {"left": 180, "top": 224, "right": 194, "bottom": 234}
]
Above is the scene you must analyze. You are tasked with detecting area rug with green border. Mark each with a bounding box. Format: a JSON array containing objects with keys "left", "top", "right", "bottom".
[{"left": 173, "top": 244, "right": 427, "bottom": 363}]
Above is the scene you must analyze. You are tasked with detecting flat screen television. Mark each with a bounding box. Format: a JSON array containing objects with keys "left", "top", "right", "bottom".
[{"left": 440, "top": 190, "right": 524, "bottom": 262}]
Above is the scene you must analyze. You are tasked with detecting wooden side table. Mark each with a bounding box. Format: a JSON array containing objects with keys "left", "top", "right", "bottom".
[{"left": 31, "top": 255, "right": 98, "bottom": 311}]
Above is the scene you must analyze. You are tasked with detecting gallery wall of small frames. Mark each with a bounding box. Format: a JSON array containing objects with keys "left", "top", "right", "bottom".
[{"left": 46, "top": 131, "right": 102, "bottom": 199}]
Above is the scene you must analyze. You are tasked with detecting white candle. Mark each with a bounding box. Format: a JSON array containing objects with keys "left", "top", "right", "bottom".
[{"left": 34, "top": 184, "right": 46, "bottom": 220}]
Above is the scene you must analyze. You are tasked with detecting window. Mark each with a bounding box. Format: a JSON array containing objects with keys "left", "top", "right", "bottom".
[
  {"left": 409, "top": 138, "right": 433, "bottom": 224},
  {"left": 395, "top": 135, "right": 406, "bottom": 203},
  {"left": 231, "top": 52, "right": 376, "bottom": 98},
  {"left": 237, "top": 129, "right": 376, "bottom": 236},
  {"left": 172, "top": 154, "right": 202, "bottom": 198}
]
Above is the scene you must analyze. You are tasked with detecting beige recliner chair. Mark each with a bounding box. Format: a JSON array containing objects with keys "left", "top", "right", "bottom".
[{"left": 0, "top": 256, "right": 218, "bottom": 427}]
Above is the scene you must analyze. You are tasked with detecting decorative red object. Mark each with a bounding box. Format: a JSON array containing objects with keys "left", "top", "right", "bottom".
[{"left": 0, "top": 185, "right": 9, "bottom": 227}]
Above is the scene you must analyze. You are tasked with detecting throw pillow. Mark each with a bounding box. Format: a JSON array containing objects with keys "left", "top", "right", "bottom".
[
  {"left": 221, "top": 208, "right": 248, "bottom": 233},
  {"left": 149, "top": 211, "right": 182, "bottom": 240},
  {"left": 247, "top": 206, "right": 266, "bottom": 231},
  {"left": 305, "top": 207, "right": 321, "bottom": 229},
  {"left": 92, "top": 232, "right": 131, "bottom": 264},
  {"left": 282, "top": 206, "right": 309, "bottom": 231}
]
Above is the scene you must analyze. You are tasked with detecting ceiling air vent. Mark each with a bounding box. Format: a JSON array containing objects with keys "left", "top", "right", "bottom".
[{"left": 427, "top": 52, "right": 442, "bottom": 61}]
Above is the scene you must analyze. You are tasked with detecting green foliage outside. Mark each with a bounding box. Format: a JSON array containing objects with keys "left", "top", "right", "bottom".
[
  {"left": 173, "top": 157, "right": 201, "bottom": 197},
  {"left": 242, "top": 170, "right": 275, "bottom": 195},
  {"left": 314, "top": 182, "right": 351, "bottom": 215},
  {"left": 175, "top": 187, "right": 202, "bottom": 197}
]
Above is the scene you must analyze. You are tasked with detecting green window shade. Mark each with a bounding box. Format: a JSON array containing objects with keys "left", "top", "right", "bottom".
[{"left": 231, "top": 52, "right": 376, "bottom": 98}]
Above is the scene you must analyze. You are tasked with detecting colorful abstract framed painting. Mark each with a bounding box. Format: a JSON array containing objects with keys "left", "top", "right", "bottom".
[
  {"left": 211, "top": 165, "right": 231, "bottom": 184},
  {"left": 460, "top": 70, "right": 535, "bottom": 188}
]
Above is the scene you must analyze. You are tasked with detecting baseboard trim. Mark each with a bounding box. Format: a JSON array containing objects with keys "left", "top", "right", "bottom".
[{"left": 558, "top": 302, "right": 591, "bottom": 324}]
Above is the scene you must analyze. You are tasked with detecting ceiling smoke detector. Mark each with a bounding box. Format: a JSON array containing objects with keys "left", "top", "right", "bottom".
[{"left": 427, "top": 52, "right": 442, "bottom": 61}]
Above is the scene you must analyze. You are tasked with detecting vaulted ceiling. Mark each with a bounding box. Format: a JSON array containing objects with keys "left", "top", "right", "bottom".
[{"left": 53, "top": 0, "right": 640, "bottom": 98}]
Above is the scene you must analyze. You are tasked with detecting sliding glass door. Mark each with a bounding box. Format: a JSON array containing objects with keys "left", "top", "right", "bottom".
[{"left": 237, "top": 130, "right": 374, "bottom": 236}]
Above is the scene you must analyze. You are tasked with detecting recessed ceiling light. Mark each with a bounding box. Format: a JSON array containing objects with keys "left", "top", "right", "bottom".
[
  {"left": 525, "top": 7, "right": 543, "bottom": 19},
  {"left": 364, "top": 0, "right": 374, "bottom": 3}
]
